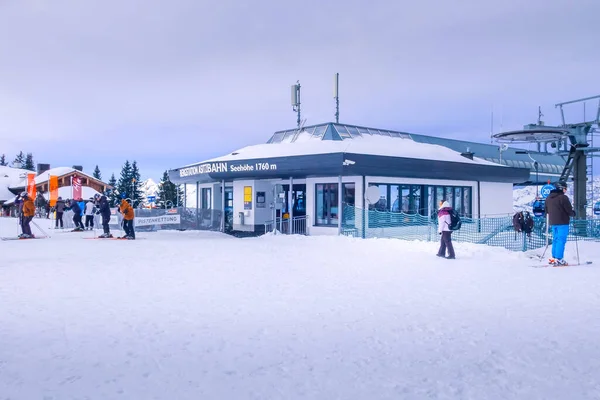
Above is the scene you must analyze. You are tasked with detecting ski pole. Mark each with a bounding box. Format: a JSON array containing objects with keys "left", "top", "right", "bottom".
[
  {"left": 31, "top": 220, "right": 50, "bottom": 238},
  {"left": 575, "top": 226, "right": 580, "bottom": 265}
]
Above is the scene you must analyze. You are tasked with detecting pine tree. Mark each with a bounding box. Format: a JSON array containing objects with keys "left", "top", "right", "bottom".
[
  {"left": 106, "top": 173, "right": 118, "bottom": 207},
  {"left": 24, "top": 153, "right": 35, "bottom": 171},
  {"left": 13, "top": 151, "right": 25, "bottom": 167},
  {"left": 130, "top": 161, "right": 144, "bottom": 208},
  {"left": 0, "top": 154, "right": 6, "bottom": 166},
  {"left": 117, "top": 160, "right": 132, "bottom": 203},
  {"left": 158, "top": 170, "right": 180, "bottom": 208},
  {"left": 93, "top": 165, "right": 102, "bottom": 180}
]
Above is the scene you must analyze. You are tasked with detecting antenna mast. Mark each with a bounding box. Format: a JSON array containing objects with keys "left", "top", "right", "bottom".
[
  {"left": 291, "top": 81, "right": 301, "bottom": 128},
  {"left": 334, "top": 73, "right": 340, "bottom": 123}
]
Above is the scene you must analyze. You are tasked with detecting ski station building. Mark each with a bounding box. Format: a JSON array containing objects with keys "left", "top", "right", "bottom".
[
  {"left": 169, "top": 122, "right": 567, "bottom": 236},
  {"left": 1, "top": 165, "right": 110, "bottom": 215}
]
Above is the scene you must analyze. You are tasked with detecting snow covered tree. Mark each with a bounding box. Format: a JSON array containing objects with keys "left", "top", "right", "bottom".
[
  {"left": 93, "top": 165, "right": 102, "bottom": 180},
  {"left": 130, "top": 161, "right": 144, "bottom": 208},
  {"left": 24, "top": 153, "right": 35, "bottom": 171},
  {"left": 158, "top": 170, "right": 180, "bottom": 208},
  {"left": 116, "top": 160, "right": 132, "bottom": 201},
  {"left": 0, "top": 154, "right": 6, "bottom": 166},
  {"left": 106, "top": 173, "right": 118, "bottom": 207},
  {"left": 13, "top": 151, "right": 25, "bottom": 167}
]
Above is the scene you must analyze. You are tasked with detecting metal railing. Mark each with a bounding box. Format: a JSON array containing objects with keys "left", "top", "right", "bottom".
[{"left": 264, "top": 215, "right": 309, "bottom": 235}]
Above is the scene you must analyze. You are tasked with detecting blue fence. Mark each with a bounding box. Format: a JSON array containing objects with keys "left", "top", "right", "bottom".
[{"left": 341, "top": 205, "right": 600, "bottom": 252}]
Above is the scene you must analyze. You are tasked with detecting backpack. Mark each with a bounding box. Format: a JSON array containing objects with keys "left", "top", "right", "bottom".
[
  {"left": 513, "top": 211, "right": 534, "bottom": 237},
  {"left": 448, "top": 209, "right": 462, "bottom": 231}
]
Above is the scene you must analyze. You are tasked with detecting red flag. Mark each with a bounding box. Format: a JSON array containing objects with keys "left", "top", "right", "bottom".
[
  {"left": 72, "top": 176, "right": 82, "bottom": 199},
  {"left": 49, "top": 175, "right": 58, "bottom": 207},
  {"left": 27, "top": 173, "right": 36, "bottom": 199}
]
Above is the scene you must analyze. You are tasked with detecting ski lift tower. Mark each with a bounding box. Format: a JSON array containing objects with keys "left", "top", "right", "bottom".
[{"left": 493, "top": 94, "right": 600, "bottom": 224}]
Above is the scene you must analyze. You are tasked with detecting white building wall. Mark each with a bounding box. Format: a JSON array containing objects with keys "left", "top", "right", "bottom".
[
  {"left": 253, "top": 180, "right": 276, "bottom": 227},
  {"left": 232, "top": 180, "right": 255, "bottom": 231},
  {"left": 479, "top": 182, "right": 514, "bottom": 216}
]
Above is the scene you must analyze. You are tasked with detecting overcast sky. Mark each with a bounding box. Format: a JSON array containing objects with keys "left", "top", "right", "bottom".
[{"left": 1, "top": 0, "right": 599, "bottom": 181}]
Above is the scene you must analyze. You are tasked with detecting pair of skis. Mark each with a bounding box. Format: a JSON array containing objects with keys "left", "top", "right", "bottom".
[
  {"left": 0, "top": 236, "right": 49, "bottom": 241},
  {"left": 528, "top": 255, "right": 593, "bottom": 268}
]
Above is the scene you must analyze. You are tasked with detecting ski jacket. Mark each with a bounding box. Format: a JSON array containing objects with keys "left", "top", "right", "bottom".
[
  {"left": 97, "top": 196, "right": 111, "bottom": 218},
  {"left": 85, "top": 202, "right": 96, "bottom": 216},
  {"left": 55, "top": 199, "right": 65, "bottom": 213},
  {"left": 22, "top": 198, "right": 35, "bottom": 217},
  {"left": 545, "top": 189, "right": 575, "bottom": 226},
  {"left": 119, "top": 199, "right": 134, "bottom": 221},
  {"left": 77, "top": 201, "right": 85, "bottom": 216},
  {"left": 69, "top": 201, "right": 81, "bottom": 216},
  {"left": 437, "top": 207, "right": 452, "bottom": 233}
]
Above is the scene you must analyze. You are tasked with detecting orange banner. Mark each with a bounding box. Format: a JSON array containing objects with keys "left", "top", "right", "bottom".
[
  {"left": 26, "top": 173, "right": 37, "bottom": 200},
  {"left": 49, "top": 175, "right": 58, "bottom": 206}
]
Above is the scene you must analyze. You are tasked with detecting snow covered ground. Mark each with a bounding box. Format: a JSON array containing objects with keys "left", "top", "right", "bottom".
[{"left": 2, "top": 218, "right": 600, "bottom": 399}]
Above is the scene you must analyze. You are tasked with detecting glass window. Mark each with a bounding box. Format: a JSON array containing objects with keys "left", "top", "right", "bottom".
[
  {"left": 454, "top": 187, "right": 462, "bottom": 214},
  {"left": 201, "top": 188, "right": 211, "bottom": 209},
  {"left": 302, "top": 127, "right": 315, "bottom": 136},
  {"left": 335, "top": 125, "right": 351, "bottom": 138},
  {"left": 445, "top": 187, "right": 453, "bottom": 205},
  {"left": 436, "top": 187, "right": 444, "bottom": 208},
  {"left": 390, "top": 185, "right": 400, "bottom": 212},
  {"left": 463, "top": 187, "right": 472, "bottom": 218},
  {"left": 313, "top": 125, "right": 327, "bottom": 138},
  {"left": 315, "top": 183, "right": 339, "bottom": 226},
  {"left": 342, "top": 183, "right": 355, "bottom": 206},
  {"left": 271, "top": 132, "right": 285, "bottom": 143},
  {"left": 411, "top": 185, "right": 421, "bottom": 214},
  {"left": 357, "top": 127, "right": 370, "bottom": 135},
  {"left": 346, "top": 126, "right": 360, "bottom": 137}
]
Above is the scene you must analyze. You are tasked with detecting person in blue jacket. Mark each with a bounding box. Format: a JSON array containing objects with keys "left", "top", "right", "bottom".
[{"left": 66, "top": 199, "right": 85, "bottom": 231}]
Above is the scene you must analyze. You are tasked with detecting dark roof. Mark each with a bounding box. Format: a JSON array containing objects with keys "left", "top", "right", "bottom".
[{"left": 266, "top": 122, "right": 567, "bottom": 183}]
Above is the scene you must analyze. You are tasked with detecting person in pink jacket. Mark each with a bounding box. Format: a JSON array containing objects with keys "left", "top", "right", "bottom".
[{"left": 436, "top": 200, "right": 455, "bottom": 259}]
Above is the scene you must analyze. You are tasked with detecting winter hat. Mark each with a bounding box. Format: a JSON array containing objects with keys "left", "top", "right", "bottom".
[
  {"left": 439, "top": 201, "right": 451, "bottom": 209},
  {"left": 121, "top": 193, "right": 127, "bottom": 199},
  {"left": 554, "top": 181, "right": 567, "bottom": 190}
]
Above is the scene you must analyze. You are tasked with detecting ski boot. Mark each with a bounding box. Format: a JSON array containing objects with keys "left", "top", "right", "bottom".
[
  {"left": 553, "top": 259, "right": 568, "bottom": 267},
  {"left": 548, "top": 258, "right": 556, "bottom": 265}
]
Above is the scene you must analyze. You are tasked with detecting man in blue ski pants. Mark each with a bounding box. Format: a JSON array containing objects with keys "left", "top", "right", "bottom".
[{"left": 544, "top": 181, "right": 576, "bottom": 266}]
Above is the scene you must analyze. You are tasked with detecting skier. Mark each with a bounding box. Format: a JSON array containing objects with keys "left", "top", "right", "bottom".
[
  {"left": 84, "top": 197, "right": 96, "bottom": 230},
  {"left": 77, "top": 198, "right": 86, "bottom": 222},
  {"left": 96, "top": 194, "right": 113, "bottom": 238},
  {"left": 436, "top": 200, "right": 456, "bottom": 259},
  {"left": 66, "top": 199, "right": 85, "bottom": 231},
  {"left": 19, "top": 192, "right": 35, "bottom": 238},
  {"left": 118, "top": 193, "right": 135, "bottom": 240},
  {"left": 544, "top": 181, "right": 575, "bottom": 266},
  {"left": 54, "top": 197, "right": 65, "bottom": 229}
]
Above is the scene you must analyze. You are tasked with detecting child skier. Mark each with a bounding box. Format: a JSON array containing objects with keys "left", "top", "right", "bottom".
[
  {"left": 95, "top": 194, "right": 113, "bottom": 238},
  {"left": 19, "top": 192, "right": 36, "bottom": 238},
  {"left": 118, "top": 194, "right": 135, "bottom": 240}
]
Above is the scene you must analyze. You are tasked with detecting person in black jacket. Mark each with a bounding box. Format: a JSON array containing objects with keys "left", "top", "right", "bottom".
[
  {"left": 54, "top": 197, "right": 66, "bottom": 228},
  {"left": 96, "top": 194, "right": 113, "bottom": 238},
  {"left": 544, "top": 181, "right": 575, "bottom": 266}
]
